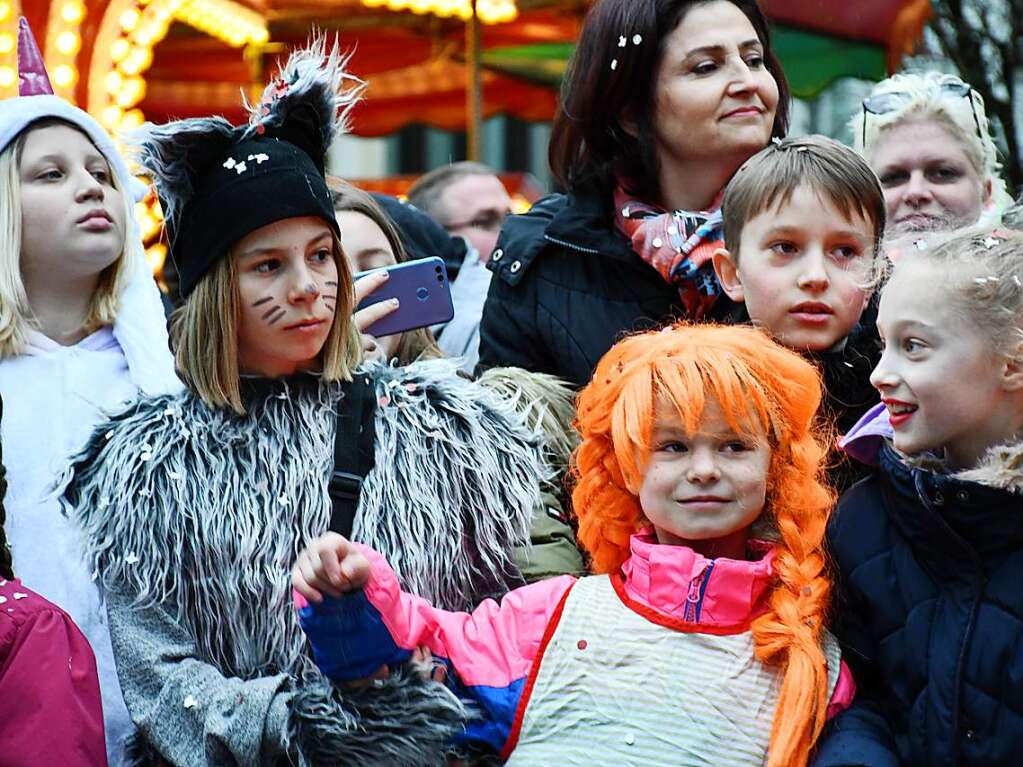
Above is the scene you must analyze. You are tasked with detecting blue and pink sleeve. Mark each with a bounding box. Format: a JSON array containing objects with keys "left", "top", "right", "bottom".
[{"left": 296, "top": 543, "right": 575, "bottom": 752}]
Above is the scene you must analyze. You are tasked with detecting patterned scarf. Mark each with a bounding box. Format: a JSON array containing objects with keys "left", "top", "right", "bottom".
[{"left": 613, "top": 184, "right": 725, "bottom": 318}]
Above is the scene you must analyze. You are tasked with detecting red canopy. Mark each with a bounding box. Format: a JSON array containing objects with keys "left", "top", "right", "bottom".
[{"left": 17, "top": 0, "right": 931, "bottom": 135}]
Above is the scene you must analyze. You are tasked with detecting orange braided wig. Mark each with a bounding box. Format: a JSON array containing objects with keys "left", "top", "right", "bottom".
[{"left": 571, "top": 322, "right": 836, "bottom": 767}]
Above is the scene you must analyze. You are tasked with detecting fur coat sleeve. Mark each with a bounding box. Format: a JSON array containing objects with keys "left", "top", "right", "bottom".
[{"left": 104, "top": 588, "right": 468, "bottom": 767}]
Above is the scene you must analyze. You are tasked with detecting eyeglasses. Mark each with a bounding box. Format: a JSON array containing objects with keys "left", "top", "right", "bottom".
[
  {"left": 444, "top": 208, "right": 510, "bottom": 233},
  {"left": 861, "top": 80, "right": 983, "bottom": 147}
]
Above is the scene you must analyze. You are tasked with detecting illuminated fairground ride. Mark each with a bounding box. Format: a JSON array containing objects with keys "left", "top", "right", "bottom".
[{"left": 7, "top": 0, "right": 931, "bottom": 276}]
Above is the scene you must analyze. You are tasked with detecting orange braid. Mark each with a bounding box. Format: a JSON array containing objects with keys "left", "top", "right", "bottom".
[{"left": 571, "top": 323, "right": 836, "bottom": 766}]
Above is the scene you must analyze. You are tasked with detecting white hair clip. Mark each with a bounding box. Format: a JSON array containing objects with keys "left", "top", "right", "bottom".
[
  {"left": 984, "top": 236, "right": 999, "bottom": 249},
  {"left": 618, "top": 35, "right": 627, "bottom": 47},
  {"left": 633, "top": 34, "right": 642, "bottom": 45},
  {"left": 611, "top": 59, "right": 618, "bottom": 71}
]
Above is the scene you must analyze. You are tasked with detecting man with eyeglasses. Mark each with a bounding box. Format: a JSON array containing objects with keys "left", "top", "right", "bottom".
[
  {"left": 407, "top": 162, "right": 512, "bottom": 372},
  {"left": 408, "top": 161, "right": 512, "bottom": 262}
]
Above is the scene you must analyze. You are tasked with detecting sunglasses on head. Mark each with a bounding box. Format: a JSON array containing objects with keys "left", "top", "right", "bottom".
[{"left": 861, "top": 80, "right": 983, "bottom": 147}]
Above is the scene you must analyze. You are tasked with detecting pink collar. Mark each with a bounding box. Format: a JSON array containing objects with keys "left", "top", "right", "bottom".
[{"left": 617, "top": 528, "right": 776, "bottom": 629}]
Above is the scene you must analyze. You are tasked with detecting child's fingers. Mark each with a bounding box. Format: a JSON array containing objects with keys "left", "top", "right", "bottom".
[
  {"left": 296, "top": 550, "right": 343, "bottom": 600},
  {"left": 353, "top": 298, "right": 399, "bottom": 333},
  {"left": 318, "top": 542, "right": 344, "bottom": 586},
  {"left": 291, "top": 534, "right": 353, "bottom": 601},
  {"left": 431, "top": 664, "right": 448, "bottom": 684},
  {"left": 339, "top": 551, "right": 370, "bottom": 589},
  {"left": 353, "top": 269, "right": 389, "bottom": 304},
  {"left": 360, "top": 334, "right": 386, "bottom": 362},
  {"left": 291, "top": 561, "right": 323, "bottom": 604},
  {"left": 411, "top": 647, "right": 447, "bottom": 684}
]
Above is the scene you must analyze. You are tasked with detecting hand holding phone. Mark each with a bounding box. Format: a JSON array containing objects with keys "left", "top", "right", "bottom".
[
  {"left": 353, "top": 257, "right": 454, "bottom": 338},
  {"left": 353, "top": 271, "right": 398, "bottom": 334}
]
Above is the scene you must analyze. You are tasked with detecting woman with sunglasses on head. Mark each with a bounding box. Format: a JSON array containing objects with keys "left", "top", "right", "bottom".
[
  {"left": 477, "top": 0, "right": 789, "bottom": 388},
  {"left": 853, "top": 71, "right": 1012, "bottom": 234}
]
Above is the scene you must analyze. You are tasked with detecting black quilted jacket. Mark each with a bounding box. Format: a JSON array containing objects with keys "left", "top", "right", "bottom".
[
  {"left": 816, "top": 442, "right": 1023, "bottom": 767},
  {"left": 476, "top": 183, "right": 735, "bottom": 388}
]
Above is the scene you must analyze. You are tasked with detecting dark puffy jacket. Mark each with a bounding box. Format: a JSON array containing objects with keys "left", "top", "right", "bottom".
[
  {"left": 477, "top": 183, "right": 735, "bottom": 388},
  {"left": 815, "top": 442, "right": 1023, "bottom": 767}
]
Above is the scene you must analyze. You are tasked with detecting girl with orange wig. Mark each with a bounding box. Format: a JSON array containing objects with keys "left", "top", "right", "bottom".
[{"left": 291, "top": 323, "right": 855, "bottom": 767}]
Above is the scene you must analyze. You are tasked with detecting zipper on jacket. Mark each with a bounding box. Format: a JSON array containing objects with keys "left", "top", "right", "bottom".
[
  {"left": 683, "top": 561, "right": 715, "bottom": 623},
  {"left": 543, "top": 233, "right": 601, "bottom": 256}
]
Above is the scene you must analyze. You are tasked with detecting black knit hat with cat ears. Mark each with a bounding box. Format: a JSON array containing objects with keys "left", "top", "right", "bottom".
[{"left": 131, "top": 36, "right": 362, "bottom": 297}]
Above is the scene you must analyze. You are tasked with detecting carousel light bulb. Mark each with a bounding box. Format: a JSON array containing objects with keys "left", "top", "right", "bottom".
[
  {"left": 56, "top": 31, "right": 81, "bottom": 56},
  {"left": 60, "top": 0, "right": 86, "bottom": 24},
  {"left": 0, "top": 2, "right": 10, "bottom": 23},
  {"left": 0, "top": 67, "right": 14, "bottom": 88},
  {"left": 145, "top": 243, "right": 167, "bottom": 274},
  {"left": 120, "top": 46, "right": 153, "bottom": 75},
  {"left": 116, "top": 76, "right": 146, "bottom": 108},
  {"left": 120, "top": 108, "right": 145, "bottom": 131},
  {"left": 119, "top": 8, "right": 141, "bottom": 32},
  {"left": 0, "top": 33, "right": 13, "bottom": 54},
  {"left": 143, "top": 216, "right": 161, "bottom": 240},
  {"left": 133, "top": 26, "right": 156, "bottom": 47},
  {"left": 53, "top": 65, "right": 77, "bottom": 88},
  {"left": 101, "top": 105, "right": 123, "bottom": 129},
  {"left": 110, "top": 38, "right": 131, "bottom": 63},
  {"left": 105, "top": 70, "right": 124, "bottom": 94}
]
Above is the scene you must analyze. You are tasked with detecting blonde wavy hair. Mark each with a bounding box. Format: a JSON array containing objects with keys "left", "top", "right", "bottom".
[
  {"left": 169, "top": 230, "right": 360, "bottom": 414},
  {"left": 0, "top": 118, "right": 135, "bottom": 359},
  {"left": 851, "top": 71, "right": 1012, "bottom": 217},
  {"left": 572, "top": 323, "right": 836, "bottom": 767}
]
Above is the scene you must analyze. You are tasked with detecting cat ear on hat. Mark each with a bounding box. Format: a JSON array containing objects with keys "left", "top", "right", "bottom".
[
  {"left": 245, "top": 34, "right": 363, "bottom": 174},
  {"left": 127, "top": 117, "right": 238, "bottom": 227}
]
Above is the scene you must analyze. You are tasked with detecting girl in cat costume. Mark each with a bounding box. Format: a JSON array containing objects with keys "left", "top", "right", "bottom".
[{"left": 62, "top": 38, "right": 549, "bottom": 766}]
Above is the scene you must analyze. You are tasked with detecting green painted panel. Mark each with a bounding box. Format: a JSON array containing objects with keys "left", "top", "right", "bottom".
[{"left": 481, "top": 25, "right": 888, "bottom": 98}]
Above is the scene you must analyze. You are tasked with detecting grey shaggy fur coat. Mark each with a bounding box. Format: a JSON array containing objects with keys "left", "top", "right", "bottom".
[{"left": 62, "top": 359, "right": 549, "bottom": 766}]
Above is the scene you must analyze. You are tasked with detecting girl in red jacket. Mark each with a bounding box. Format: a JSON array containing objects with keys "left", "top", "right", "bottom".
[
  {"left": 0, "top": 394, "right": 107, "bottom": 766},
  {"left": 294, "top": 323, "right": 854, "bottom": 767}
]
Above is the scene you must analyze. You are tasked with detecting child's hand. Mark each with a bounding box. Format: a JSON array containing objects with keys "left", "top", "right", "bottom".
[{"left": 291, "top": 532, "right": 370, "bottom": 603}]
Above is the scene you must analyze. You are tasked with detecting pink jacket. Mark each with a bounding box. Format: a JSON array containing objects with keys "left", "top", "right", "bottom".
[
  {"left": 0, "top": 578, "right": 107, "bottom": 766},
  {"left": 297, "top": 529, "right": 854, "bottom": 755}
]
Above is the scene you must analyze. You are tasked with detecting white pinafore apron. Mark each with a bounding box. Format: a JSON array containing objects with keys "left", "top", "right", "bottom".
[{"left": 507, "top": 574, "right": 841, "bottom": 767}]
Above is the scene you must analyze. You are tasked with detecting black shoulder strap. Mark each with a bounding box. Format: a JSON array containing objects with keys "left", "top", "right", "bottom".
[{"left": 328, "top": 373, "right": 377, "bottom": 537}]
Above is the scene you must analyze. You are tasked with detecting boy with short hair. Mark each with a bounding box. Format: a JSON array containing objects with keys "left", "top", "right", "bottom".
[{"left": 712, "top": 135, "right": 886, "bottom": 488}]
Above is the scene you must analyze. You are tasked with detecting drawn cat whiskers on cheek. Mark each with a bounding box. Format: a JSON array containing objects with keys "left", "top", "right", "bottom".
[
  {"left": 322, "top": 282, "right": 338, "bottom": 307},
  {"left": 264, "top": 306, "right": 287, "bottom": 326},
  {"left": 251, "top": 296, "right": 286, "bottom": 326}
]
